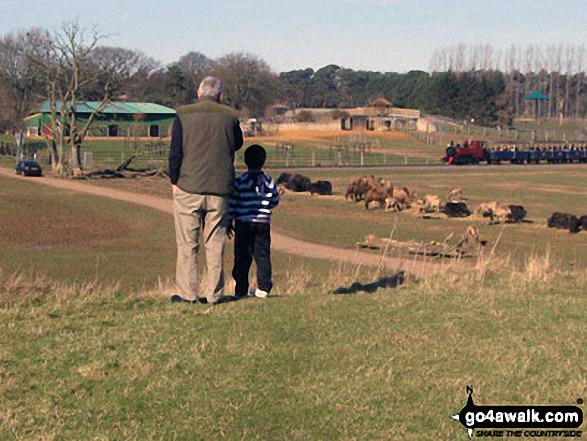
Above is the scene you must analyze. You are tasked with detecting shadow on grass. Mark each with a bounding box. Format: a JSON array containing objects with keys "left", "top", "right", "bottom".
[{"left": 332, "top": 271, "right": 405, "bottom": 294}]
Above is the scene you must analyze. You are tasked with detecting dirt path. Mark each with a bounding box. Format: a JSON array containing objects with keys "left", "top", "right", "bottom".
[{"left": 0, "top": 168, "right": 454, "bottom": 278}]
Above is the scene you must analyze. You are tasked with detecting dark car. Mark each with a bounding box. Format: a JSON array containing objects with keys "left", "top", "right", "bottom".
[{"left": 14, "top": 161, "right": 43, "bottom": 177}]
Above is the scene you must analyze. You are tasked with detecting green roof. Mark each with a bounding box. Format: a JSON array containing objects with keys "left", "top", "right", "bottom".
[
  {"left": 523, "top": 91, "right": 549, "bottom": 101},
  {"left": 39, "top": 101, "right": 176, "bottom": 115}
]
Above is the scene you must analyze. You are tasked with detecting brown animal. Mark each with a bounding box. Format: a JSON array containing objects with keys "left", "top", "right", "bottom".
[
  {"left": 384, "top": 196, "right": 407, "bottom": 212},
  {"left": 418, "top": 194, "right": 442, "bottom": 212},
  {"left": 346, "top": 175, "right": 378, "bottom": 201},
  {"left": 456, "top": 226, "right": 487, "bottom": 249},
  {"left": 476, "top": 201, "right": 526, "bottom": 224},
  {"left": 446, "top": 187, "right": 464, "bottom": 203},
  {"left": 364, "top": 186, "right": 392, "bottom": 210},
  {"left": 475, "top": 201, "right": 499, "bottom": 216},
  {"left": 486, "top": 204, "right": 511, "bottom": 224},
  {"left": 392, "top": 186, "right": 414, "bottom": 205}
]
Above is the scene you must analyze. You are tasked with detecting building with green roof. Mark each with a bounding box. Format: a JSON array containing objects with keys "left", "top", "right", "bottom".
[{"left": 25, "top": 101, "right": 176, "bottom": 138}]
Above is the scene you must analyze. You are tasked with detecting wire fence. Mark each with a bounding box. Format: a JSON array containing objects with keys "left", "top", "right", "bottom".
[
  {"left": 1, "top": 138, "right": 437, "bottom": 170},
  {"left": 83, "top": 148, "right": 433, "bottom": 169},
  {"left": 7, "top": 123, "right": 587, "bottom": 171},
  {"left": 420, "top": 121, "right": 587, "bottom": 146}
]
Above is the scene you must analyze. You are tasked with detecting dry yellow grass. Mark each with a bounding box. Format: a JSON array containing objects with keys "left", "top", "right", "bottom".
[{"left": 254, "top": 129, "right": 414, "bottom": 143}]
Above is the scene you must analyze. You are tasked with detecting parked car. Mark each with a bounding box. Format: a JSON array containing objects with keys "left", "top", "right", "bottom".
[{"left": 14, "top": 161, "right": 43, "bottom": 177}]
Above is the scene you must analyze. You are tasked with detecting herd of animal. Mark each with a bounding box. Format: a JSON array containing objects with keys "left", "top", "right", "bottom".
[
  {"left": 275, "top": 172, "right": 587, "bottom": 234},
  {"left": 344, "top": 174, "right": 530, "bottom": 224}
]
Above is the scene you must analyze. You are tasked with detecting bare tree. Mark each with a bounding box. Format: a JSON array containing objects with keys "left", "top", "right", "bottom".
[
  {"left": 574, "top": 45, "right": 585, "bottom": 119},
  {"left": 90, "top": 46, "right": 158, "bottom": 96},
  {"left": 468, "top": 45, "right": 480, "bottom": 72},
  {"left": 31, "top": 21, "right": 115, "bottom": 176},
  {"left": 454, "top": 44, "right": 466, "bottom": 72},
  {"left": 0, "top": 29, "right": 45, "bottom": 159},
  {"left": 563, "top": 45, "right": 575, "bottom": 118},
  {"left": 211, "top": 52, "right": 278, "bottom": 116},
  {"left": 177, "top": 51, "right": 211, "bottom": 83},
  {"left": 480, "top": 44, "right": 493, "bottom": 71},
  {"left": 546, "top": 46, "right": 556, "bottom": 118}
]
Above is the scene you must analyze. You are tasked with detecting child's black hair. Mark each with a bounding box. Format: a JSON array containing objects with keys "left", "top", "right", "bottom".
[{"left": 244, "top": 144, "right": 266, "bottom": 169}]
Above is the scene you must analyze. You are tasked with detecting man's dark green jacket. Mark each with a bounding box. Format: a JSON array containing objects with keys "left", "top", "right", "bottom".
[{"left": 169, "top": 97, "right": 243, "bottom": 196}]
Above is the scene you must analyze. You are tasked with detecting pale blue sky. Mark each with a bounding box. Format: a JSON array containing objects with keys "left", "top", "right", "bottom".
[{"left": 2, "top": 0, "right": 585, "bottom": 72}]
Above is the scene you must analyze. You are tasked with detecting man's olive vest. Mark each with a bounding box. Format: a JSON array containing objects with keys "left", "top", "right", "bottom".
[{"left": 176, "top": 97, "right": 242, "bottom": 196}]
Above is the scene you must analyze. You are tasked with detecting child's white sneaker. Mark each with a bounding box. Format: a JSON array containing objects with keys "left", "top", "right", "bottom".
[{"left": 251, "top": 288, "right": 268, "bottom": 298}]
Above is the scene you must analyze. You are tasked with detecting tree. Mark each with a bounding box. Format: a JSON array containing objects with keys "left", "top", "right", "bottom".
[
  {"left": 0, "top": 29, "right": 45, "bottom": 158},
  {"left": 279, "top": 68, "right": 314, "bottom": 109},
  {"left": 212, "top": 52, "right": 278, "bottom": 116},
  {"left": 310, "top": 64, "right": 342, "bottom": 108},
  {"left": 177, "top": 51, "right": 212, "bottom": 95},
  {"left": 31, "top": 21, "right": 117, "bottom": 176},
  {"left": 87, "top": 46, "right": 159, "bottom": 100}
]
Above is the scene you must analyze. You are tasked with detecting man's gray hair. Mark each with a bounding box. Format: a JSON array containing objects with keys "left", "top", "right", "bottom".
[{"left": 198, "top": 76, "right": 223, "bottom": 98}]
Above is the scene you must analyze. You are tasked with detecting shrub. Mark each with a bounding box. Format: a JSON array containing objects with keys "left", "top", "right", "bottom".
[
  {"left": 294, "top": 110, "right": 315, "bottom": 123},
  {"left": 330, "top": 109, "right": 351, "bottom": 120}
]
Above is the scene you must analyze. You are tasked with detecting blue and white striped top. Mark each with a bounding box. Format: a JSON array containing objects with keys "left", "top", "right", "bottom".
[{"left": 229, "top": 171, "right": 280, "bottom": 223}]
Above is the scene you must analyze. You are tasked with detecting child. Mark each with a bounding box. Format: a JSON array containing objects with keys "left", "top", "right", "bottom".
[{"left": 229, "top": 145, "right": 279, "bottom": 298}]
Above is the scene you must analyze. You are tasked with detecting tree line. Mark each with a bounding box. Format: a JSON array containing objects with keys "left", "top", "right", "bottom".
[{"left": 1, "top": 23, "right": 586, "bottom": 174}]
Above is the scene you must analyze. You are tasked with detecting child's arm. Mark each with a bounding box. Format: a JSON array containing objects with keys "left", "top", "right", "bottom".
[{"left": 266, "top": 175, "right": 280, "bottom": 210}]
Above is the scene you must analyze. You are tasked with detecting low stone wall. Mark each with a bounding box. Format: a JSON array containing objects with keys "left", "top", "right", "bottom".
[{"left": 276, "top": 121, "right": 341, "bottom": 132}]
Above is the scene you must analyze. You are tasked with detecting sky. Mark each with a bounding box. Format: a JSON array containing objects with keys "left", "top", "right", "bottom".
[{"left": 1, "top": 0, "right": 586, "bottom": 73}]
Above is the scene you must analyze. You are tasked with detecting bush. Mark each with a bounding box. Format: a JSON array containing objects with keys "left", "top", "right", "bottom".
[
  {"left": 330, "top": 109, "right": 351, "bottom": 120},
  {"left": 294, "top": 110, "right": 315, "bottom": 123}
]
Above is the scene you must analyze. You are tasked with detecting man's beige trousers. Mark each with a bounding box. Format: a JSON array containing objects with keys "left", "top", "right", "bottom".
[{"left": 173, "top": 187, "right": 229, "bottom": 303}]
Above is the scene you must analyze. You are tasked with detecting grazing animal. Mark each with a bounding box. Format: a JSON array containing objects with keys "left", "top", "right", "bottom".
[
  {"left": 477, "top": 201, "right": 511, "bottom": 224},
  {"left": 475, "top": 201, "right": 499, "bottom": 216},
  {"left": 446, "top": 187, "right": 465, "bottom": 203},
  {"left": 417, "top": 194, "right": 442, "bottom": 213},
  {"left": 580, "top": 215, "right": 587, "bottom": 230},
  {"left": 276, "top": 173, "right": 291, "bottom": 186},
  {"left": 476, "top": 202, "right": 526, "bottom": 224},
  {"left": 487, "top": 205, "right": 511, "bottom": 224},
  {"left": 284, "top": 174, "right": 312, "bottom": 192},
  {"left": 547, "top": 212, "right": 581, "bottom": 233},
  {"left": 442, "top": 202, "right": 471, "bottom": 218},
  {"left": 310, "top": 180, "right": 333, "bottom": 196},
  {"left": 456, "top": 226, "right": 487, "bottom": 249},
  {"left": 384, "top": 197, "right": 404, "bottom": 212},
  {"left": 507, "top": 205, "right": 527, "bottom": 223},
  {"left": 364, "top": 186, "right": 391, "bottom": 210},
  {"left": 346, "top": 175, "right": 378, "bottom": 201},
  {"left": 392, "top": 185, "right": 415, "bottom": 206}
]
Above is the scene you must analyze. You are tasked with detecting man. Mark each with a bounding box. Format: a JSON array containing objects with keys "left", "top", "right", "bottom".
[{"left": 169, "top": 76, "right": 243, "bottom": 305}]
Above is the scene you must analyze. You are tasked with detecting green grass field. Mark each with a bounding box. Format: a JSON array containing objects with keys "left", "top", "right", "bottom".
[
  {"left": 1, "top": 167, "right": 586, "bottom": 439},
  {"left": 1, "top": 246, "right": 585, "bottom": 439},
  {"left": 84, "top": 164, "right": 587, "bottom": 268},
  {"left": 273, "top": 165, "right": 587, "bottom": 266},
  {"left": 0, "top": 175, "right": 340, "bottom": 293}
]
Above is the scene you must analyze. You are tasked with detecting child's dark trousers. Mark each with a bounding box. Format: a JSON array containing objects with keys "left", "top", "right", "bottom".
[{"left": 232, "top": 221, "right": 272, "bottom": 296}]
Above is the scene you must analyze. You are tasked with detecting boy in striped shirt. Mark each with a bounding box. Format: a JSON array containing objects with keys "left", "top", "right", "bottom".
[{"left": 229, "top": 145, "right": 279, "bottom": 298}]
